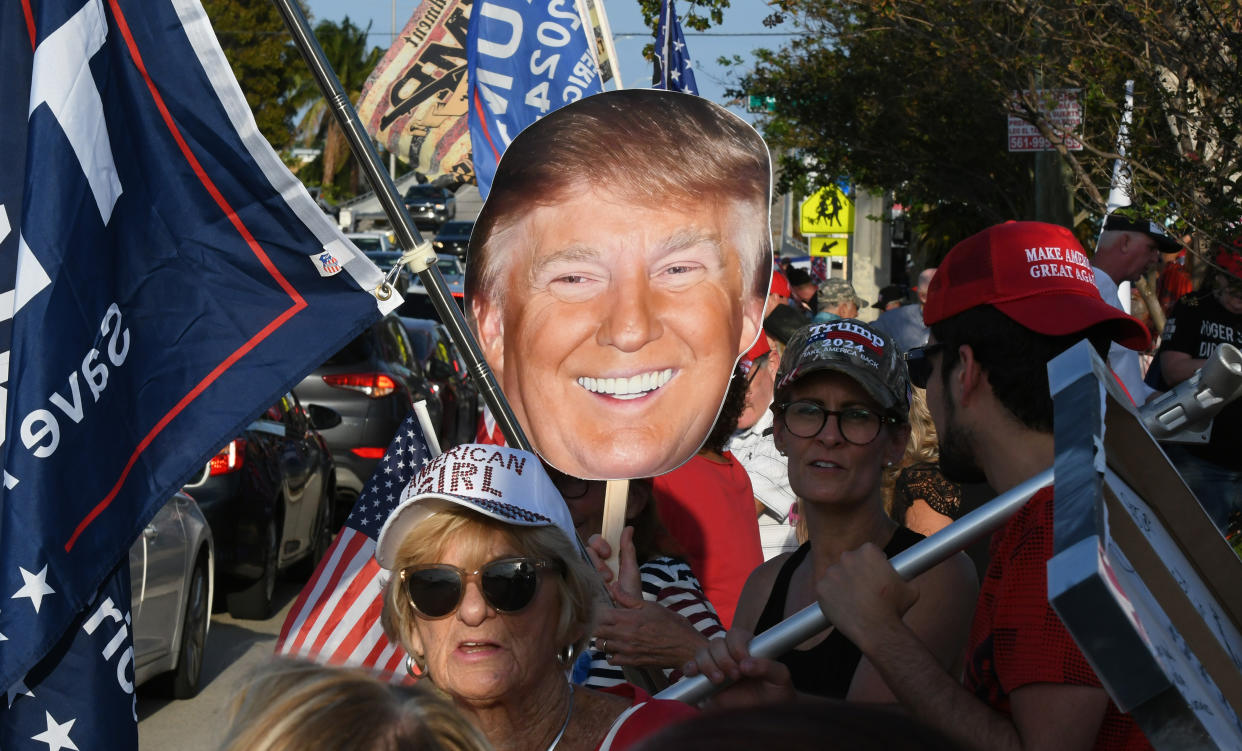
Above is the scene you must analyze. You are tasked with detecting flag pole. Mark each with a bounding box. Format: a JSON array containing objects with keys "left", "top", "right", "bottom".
[{"left": 270, "top": 0, "right": 532, "bottom": 452}]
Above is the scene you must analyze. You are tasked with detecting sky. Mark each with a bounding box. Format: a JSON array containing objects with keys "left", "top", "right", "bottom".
[{"left": 301, "top": 0, "right": 803, "bottom": 122}]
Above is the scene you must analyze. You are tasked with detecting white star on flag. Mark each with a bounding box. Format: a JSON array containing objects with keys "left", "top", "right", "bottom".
[
  {"left": 12, "top": 565, "right": 56, "bottom": 613},
  {"left": 32, "top": 711, "right": 79, "bottom": 751}
]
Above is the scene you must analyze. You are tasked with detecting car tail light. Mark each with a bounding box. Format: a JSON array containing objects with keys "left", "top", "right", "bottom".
[
  {"left": 351, "top": 447, "right": 386, "bottom": 459},
  {"left": 323, "top": 373, "right": 397, "bottom": 398},
  {"left": 208, "top": 439, "right": 246, "bottom": 476}
]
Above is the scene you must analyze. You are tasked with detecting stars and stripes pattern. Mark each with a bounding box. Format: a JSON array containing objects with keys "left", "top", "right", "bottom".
[
  {"left": 651, "top": 0, "right": 699, "bottom": 95},
  {"left": 275, "top": 414, "right": 432, "bottom": 679}
]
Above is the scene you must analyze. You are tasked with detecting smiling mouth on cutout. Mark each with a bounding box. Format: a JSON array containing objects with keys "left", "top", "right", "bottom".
[{"left": 576, "top": 369, "right": 674, "bottom": 400}]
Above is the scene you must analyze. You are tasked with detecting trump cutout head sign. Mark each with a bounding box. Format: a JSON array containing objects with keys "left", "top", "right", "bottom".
[{"left": 465, "top": 90, "right": 772, "bottom": 480}]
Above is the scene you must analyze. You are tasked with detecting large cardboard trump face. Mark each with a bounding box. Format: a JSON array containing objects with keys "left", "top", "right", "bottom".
[{"left": 466, "top": 90, "right": 771, "bottom": 480}]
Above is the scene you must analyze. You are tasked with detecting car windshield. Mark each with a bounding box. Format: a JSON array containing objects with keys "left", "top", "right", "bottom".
[
  {"left": 436, "top": 258, "right": 461, "bottom": 275},
  {"left": 405, "top": 186, "right": 444, "bottom": 200},
  {"left": 437, "top": 221, "right": 473, "bottom": 236},
  {"left": 349, "top": 236, "right": 385, "bottom": 252},
  {"left": 365, "top": 251, "right": 404, "bottom": 268},
  {"left": 404, "top": 326, "right": 433, "bottom": 362}
]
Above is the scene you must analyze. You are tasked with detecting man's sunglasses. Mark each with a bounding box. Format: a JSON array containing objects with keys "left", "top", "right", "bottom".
[
  {"left": 399, "top": 557, "right": 560, "bottom": 619},
  {"left": 904, "top": 342, "right": 945, "bottom": 390}
]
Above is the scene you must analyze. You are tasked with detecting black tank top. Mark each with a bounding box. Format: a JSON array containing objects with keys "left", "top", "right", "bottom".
[{"left": 753, "top": 526, "right": 925, "bottom": 699}]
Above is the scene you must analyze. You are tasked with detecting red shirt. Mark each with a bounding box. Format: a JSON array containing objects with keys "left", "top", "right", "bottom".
[
  {"left": 965, "top": 488, "right": 1151, "bottom": 750},
  {"left": 654, "top": 453, "right": 763, "bottom": 629},
  {"left": 596, "top": 683, "right": 697, "bottom": 751}
]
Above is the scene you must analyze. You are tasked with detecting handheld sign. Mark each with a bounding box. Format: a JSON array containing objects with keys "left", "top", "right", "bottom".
[{"left": 464, "top": 89, "right": 772, "bottom": 482}]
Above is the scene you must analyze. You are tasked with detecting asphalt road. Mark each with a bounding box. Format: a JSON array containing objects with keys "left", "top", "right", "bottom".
[{"left": 136, "top": 580, "right": 302, "bottom": 751}]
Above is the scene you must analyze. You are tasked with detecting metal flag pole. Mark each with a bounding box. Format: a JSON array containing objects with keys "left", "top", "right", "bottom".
[
  {"left": 271, "top": 0, "right": 531, "bottom": 451},
  {"left": 656, "top": 467, "right": 1054, "bottom": 704}
]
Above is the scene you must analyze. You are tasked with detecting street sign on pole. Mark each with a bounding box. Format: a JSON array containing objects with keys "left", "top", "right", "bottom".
[
  {"left": 1008, "top": 89, "right": 1084, "bottom": 152},
  {"left": 746, "top": 94, "right": 776, "bottom": 114},
  {"left": 800, "top": 186, "right": 853, "bottom": 235},
  {"left": 809, "top": 236, "right": 849, "bottom": 257}
]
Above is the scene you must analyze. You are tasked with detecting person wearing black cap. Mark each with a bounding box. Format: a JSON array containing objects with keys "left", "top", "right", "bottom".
[
  {"left": 874, "top": 267, "right": 936, "bottom": 353},
  {"left": 785, "top": 268, "right": 818, "bottom": 316},
  {"left": 872, "top": 285, "right": 906, "bottom": 312},
  {"left": 1091, "top": 214, "right": 1180, "bottom": 402}
]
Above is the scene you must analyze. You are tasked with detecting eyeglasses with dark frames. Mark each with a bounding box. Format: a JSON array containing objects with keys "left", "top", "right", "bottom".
[
  {"left": 776, "top": 400, "right": 898, "bottom": 445},
  {"left": 399, "top": 557, "right": 560, "bottom": 619}
]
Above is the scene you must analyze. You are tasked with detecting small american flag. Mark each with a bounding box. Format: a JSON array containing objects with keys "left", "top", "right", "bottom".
[
  {"left": 651, "top": 0, "right": 699, "bottom": 95},
  {"left": 275, "top": 413, "right": 431, "bottom": 679}
]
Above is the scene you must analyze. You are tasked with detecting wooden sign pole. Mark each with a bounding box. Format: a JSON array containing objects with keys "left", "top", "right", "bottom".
[{"left": 600, "top": 479, "right": 630, "bottom": 580}]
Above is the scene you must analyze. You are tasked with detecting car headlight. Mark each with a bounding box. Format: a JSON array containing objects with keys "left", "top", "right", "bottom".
[
  {"left": 434, "top": 203, "right": 445, "bottom": 209},
  {"left": 433, "top": 241, "right": 444, "bottom": 249}
]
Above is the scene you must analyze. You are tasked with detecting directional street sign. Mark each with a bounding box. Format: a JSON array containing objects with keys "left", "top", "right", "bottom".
[{"left": 809, "top": 236, "right": 849, "bottom": 257}]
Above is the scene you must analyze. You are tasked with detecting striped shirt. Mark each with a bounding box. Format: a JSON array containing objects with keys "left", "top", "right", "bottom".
[{"left": 583, "top": 556, "right": 725, "bottom": 688}]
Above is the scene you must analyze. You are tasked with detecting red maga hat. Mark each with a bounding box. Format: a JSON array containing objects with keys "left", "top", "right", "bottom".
[
  {"left": 739, "top": 332, "right": 772, "bottom": 375},
  {"left": 770, "top": 269, "right": 791, "bottom": 298},
  {"left": 923, "top": 221, "right": 1150, "bottom": 351}
]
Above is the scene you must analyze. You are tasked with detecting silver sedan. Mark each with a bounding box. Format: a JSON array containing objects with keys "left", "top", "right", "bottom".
[{"left": 130, "top": 490, "right": 214, "bottom": 698}]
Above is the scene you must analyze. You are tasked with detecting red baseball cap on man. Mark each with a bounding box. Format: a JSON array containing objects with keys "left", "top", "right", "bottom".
[
  {"left": 923, "top": 221, "right": 1150, "bottom": 351},
  {"left": 770, "top": 269, "right": 791, "bottom": 298}
]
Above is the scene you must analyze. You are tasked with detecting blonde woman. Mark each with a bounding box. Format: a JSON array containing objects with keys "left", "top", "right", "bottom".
[{"left": 220, "top": 659, "right": 490, "bottom": 751}]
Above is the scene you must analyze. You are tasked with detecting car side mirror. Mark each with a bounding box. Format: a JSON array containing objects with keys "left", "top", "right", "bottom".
[
  {"left": 426, "top": 359, "right": 454, "bottom": 381},
  {"left": 306, "top": 403, "right": 342, "bottom": 431}
]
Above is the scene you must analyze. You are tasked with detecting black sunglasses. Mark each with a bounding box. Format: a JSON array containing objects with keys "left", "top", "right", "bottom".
[
  {"left": 904, "top": 342, "right": 945, "bottom": 389},
  {"left": 399, "top": 557, "right": 560, "bottom": 619}
]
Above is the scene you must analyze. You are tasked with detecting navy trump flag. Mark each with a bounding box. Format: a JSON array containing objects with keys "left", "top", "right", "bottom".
[{"left": 0, "top": 0, "right": 397, "bottom": 745}]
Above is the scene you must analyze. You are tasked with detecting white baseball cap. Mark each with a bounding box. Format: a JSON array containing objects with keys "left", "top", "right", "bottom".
[{"left": 375, "top": 444, "right": 579, "bottom": 570}]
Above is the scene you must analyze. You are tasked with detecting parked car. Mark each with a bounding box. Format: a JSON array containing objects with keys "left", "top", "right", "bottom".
[
  {"left": 183, "top": 392, "right": 337, "bottom": 619},
  {"left": 402, "top": 184, "right": 456, "bottom": 227},
  {"left": 296, "top": 315, "right": 442, "bottom": 522},
  {"left": 397, "top": 254, "right": 466, "bottom": 320},
  {"left": 432, "top": 220, "right": 473, "bottom": 258},
  {"left": 131, "top": 491, "right": 213, "bottom": 699},
  {"left": 401, "top": 317, "right": 481, "bottom": 448},
  {"left": 347, "top": 231, "right": 410, "bottom": 294}
]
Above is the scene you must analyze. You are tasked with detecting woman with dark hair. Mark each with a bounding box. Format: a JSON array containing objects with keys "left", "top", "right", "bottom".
[{"left": 687, "top": 321, "right": 977, "bottom": 701}]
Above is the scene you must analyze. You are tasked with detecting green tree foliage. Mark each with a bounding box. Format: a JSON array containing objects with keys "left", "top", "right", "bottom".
[
  {"left": 744, "top": 1, "right": 1242, "bottom": 261},
  {"left": 202, "top": 0, "right": 302, "bottom": 149},
  {"left": 287, "top": 17, "right": 383, "bottom": 195}
]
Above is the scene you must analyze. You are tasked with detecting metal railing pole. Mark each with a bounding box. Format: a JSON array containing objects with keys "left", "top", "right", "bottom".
[
  {"left": 271, "top": 0, "right": 531, "bottom": 451},
  {"left": 656, "top": 467, "right": 1054, "bottom": 704}
]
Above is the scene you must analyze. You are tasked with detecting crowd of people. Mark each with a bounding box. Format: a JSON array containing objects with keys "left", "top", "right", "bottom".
[{"left": 219, "top": 89, "right": 1241, "bottom": 750}]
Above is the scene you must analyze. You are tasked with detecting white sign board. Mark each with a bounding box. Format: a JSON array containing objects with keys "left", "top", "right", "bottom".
[{"left": 1008, "top": 89, "right": 1084, "bottom": 152}]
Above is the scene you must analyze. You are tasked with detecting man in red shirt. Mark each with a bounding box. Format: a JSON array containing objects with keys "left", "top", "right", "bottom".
[{"left": 813, "top": 222, "right": 1154, "bottom": 750}]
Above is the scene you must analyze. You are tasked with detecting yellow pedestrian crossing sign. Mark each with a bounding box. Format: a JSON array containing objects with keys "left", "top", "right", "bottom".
[
  {"left": 800, "top": 186, "right": 854, "bottom": 235},
  {"left": 809, "top": 236, "right": 848, "bottom": 257}
]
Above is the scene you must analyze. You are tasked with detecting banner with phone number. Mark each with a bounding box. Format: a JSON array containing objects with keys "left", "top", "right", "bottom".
[{"left": 467, "top": 0, "right": 603, "bottom": 197}]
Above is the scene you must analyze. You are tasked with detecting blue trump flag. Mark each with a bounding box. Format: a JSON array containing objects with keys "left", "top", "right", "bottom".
[
  {"left": 0, "top": 0, "right": 398, "bottom": 745},
  {"left": 652, "top": 0, "right": 698, "bottom": 95},
  {"left": 467, "top": 0, "right": 604, "bottom": 197}
]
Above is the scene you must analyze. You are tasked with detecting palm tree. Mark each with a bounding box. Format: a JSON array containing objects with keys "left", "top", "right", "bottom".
[{"left": 288, "top": 17, "right": 383, "bottom": 192}]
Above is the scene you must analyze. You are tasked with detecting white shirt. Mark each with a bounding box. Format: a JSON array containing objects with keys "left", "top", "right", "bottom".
[
  {"left": 727, "top": 408, "right": 800, "bottom": 560},
  {"left": 1092, "top": 267, "right": 1156, "bottom": 403}
]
